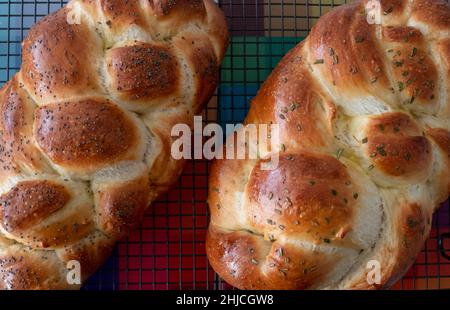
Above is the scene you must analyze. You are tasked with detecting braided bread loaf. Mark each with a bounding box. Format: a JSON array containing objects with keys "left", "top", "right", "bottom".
[
  {"left": 207, "top": 0, "right": 450, "bottom": 289},
  {"left": 0, "top": 0, "right": 228, "bottom": 289}
]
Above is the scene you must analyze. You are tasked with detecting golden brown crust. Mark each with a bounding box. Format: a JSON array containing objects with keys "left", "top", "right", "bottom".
[
  {"left": 363, "top": 113, "right": 432, "bottom": 178},
  {"left": 34, "top": 98, "right": 138, "bottom": 169},
  {"left": 437, "top": 39, "right": 450, "bottom": 116},
  {"left": 379, "top": 0, "right": 407, "bottom": 19},
  {"left": 0, "top": 134, "right": 19, "bottom": 187},
  {"left": 0, "top": 230, "right": 114, "bottom": 290},
  {"left": 248, "top": 43, "right": 335, "bottom": 152},
  {"left": 246, "top": 153, "right": 354, "bottom": 243},
  {"left": 100, "top": 0, "right": 147, "bottom": 30},
  {"left": 0, "top": 247, "right": 68, "bottom": 290},
  {"left": 0, "top": 180, "right": 95, "bottom": 249},
  {"left": 366, "top": 112, "right": 420, "bottom": 136},
  {"left": 0, "top": 77, "right": 50, "bottom": 174},
  {"left": 382, "top": 29, "right": 438, "bottom": 109},
  {"left": 427, "top": 128, "right": 450, "bottom": 159},
  {"left": 206, "top": 228, "right": 268, "bottom": 290},
  {"left": 149, "top": 0, "right": 206, "bottom": 19},
  {"left": 0, "top": 181, "right": 70, "bottom": 233},
  {"left": 106, "top": 43, "right": 179, "bottom": 103},
  {"left": 206, "top": 227, "right": 336, "bottom": 290},
  {"left": 382, "top": 26, "right": 423, "bottom": 44},
  {"left": 0, "top": 0, "right": 228, "bottom": 289},
  {"left": 173, "top": 32, "right": 219, "bottom": 113},
  {"left": 56, "top": 231, "right": 115, "bottom": 283},
  {"left": 21, "top": 210, "right": 95, "bottom": 249},
  {"left": 411, "top": 0, "right": 450, "bottom": 31},
  {"left": 207, "top": 0, "right": 448, "bottom": 290},
  {"left": 21, "top": 8, "right": 102, "bottom": 103},
  {"left": 0, "top": 80, "right": 28, "bottom": 137},
  {"left": 427, "top": 128, "right": 450, "bottom": 193},
  {"left": 145, "top": 110, "right": 188, "bottom": 190},
  {"left": 203, "top": 0, "right": 230, "bottom": 61},
  {"left": 96, "top": 174, "right": 150, "bottom": 238},
  {"left": 308, "top": 2, "right": 393, "bottom": 104},
  {"left": 399, "top": 203, "right": 428, "bottom": 255},
  {"left": 366, "top": 135, "right": 431, "bottom": 176}
]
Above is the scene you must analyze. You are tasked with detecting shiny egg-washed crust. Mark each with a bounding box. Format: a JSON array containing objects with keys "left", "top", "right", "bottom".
[
  {"left": 207, "top": 0, "right": 450, "bottom": 290},
  {"left": 0, "top": 0, "right": 228, "bottom": 289}
]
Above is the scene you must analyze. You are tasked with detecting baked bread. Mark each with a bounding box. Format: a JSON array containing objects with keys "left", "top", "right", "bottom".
[
  {"left": 207, "top": 0, "right": 450, "bottom": 289},
  {"left": 0, "top": 0, "right": 228, "bottom": 289}
]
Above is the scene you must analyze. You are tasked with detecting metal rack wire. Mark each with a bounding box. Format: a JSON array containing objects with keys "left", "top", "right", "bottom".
[{"left": 0, "top": 0, "right": 449, "bottom": 290}]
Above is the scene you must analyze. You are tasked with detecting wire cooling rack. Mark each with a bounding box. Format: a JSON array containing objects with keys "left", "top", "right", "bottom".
[{"left": 0, "top": 0, "right": 449, "bottom": 290}]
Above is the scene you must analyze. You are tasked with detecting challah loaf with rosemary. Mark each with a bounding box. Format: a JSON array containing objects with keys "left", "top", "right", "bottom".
[
  {"left": 207, "top": 0, "right": 449, "bottom": 289},
  {"left": 0, "top": 0, "right": 228, "bottom": 289}
]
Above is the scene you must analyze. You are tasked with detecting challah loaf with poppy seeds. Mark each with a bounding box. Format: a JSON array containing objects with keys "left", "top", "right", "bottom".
[
  {"left": 206, "top": 0, "right": 450, "bottom": 289},
  {"left": 0, "top": 0, "right": 228, "bottom": 289}
]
